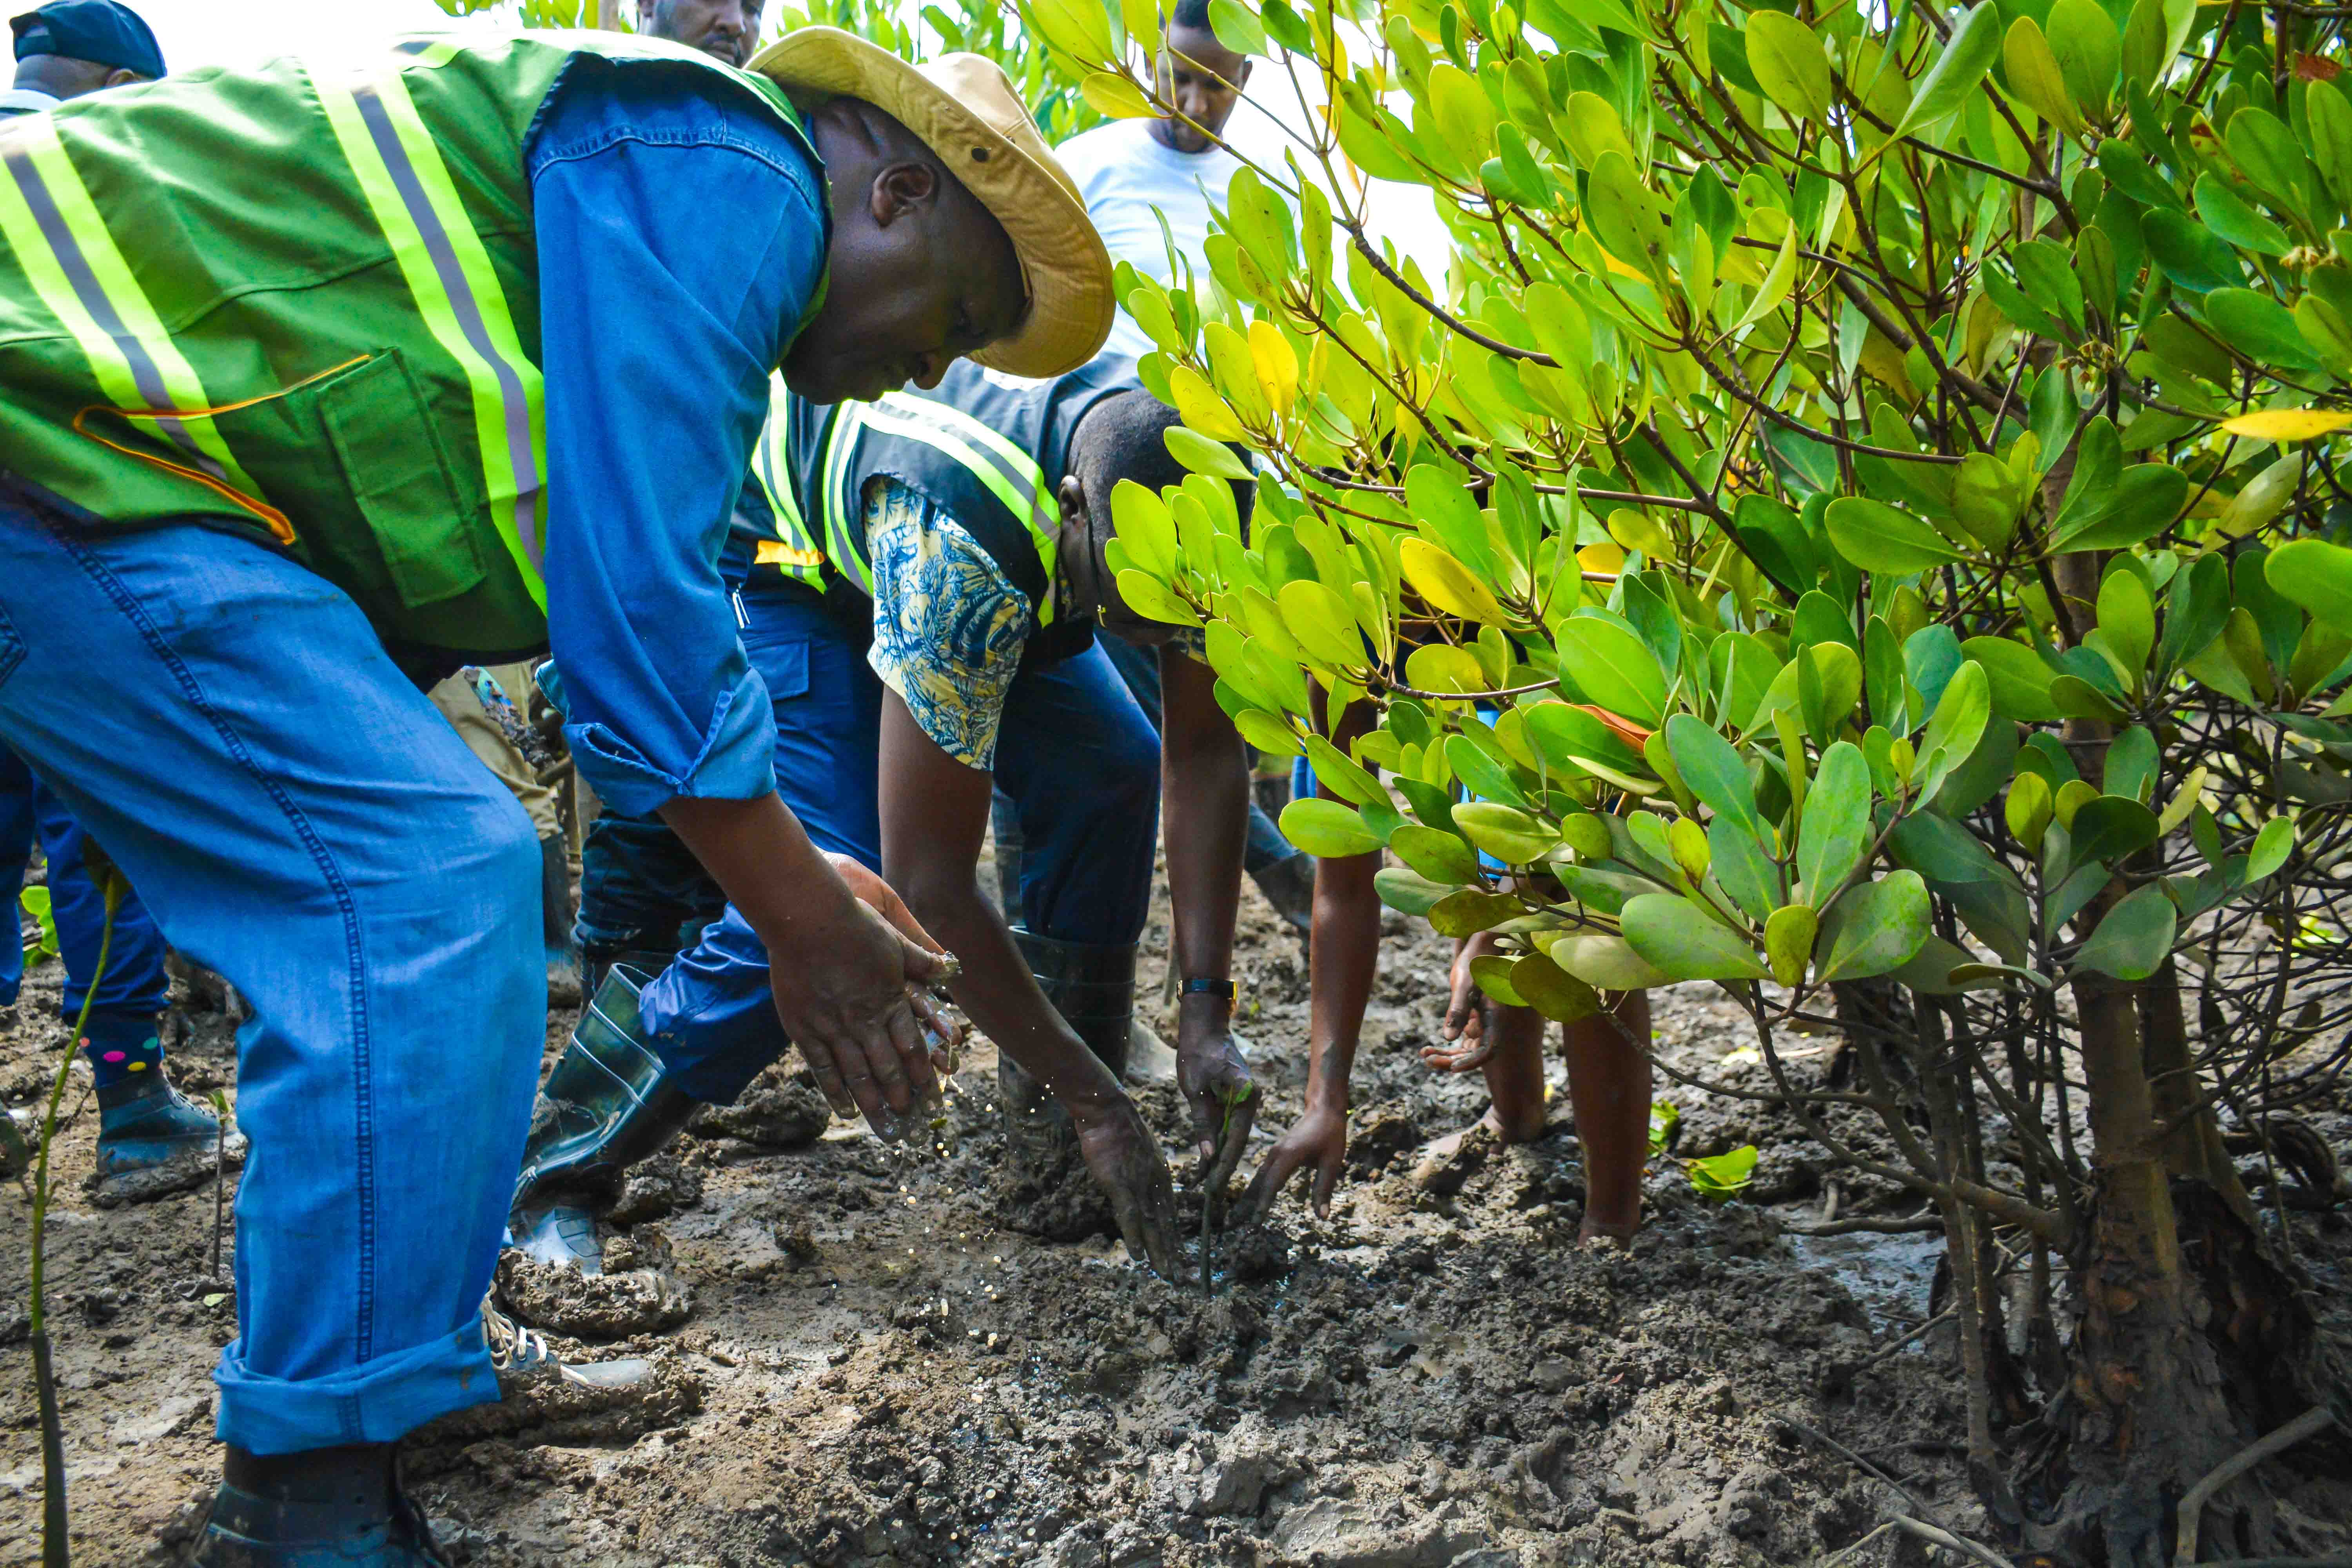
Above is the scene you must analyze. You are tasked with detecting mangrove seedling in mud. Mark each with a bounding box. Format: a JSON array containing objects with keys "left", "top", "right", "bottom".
[
  {"left": 1201, "top": 1080, "right": 1258, "bottom": 1295},
  {"left": 1020, "top": 0, "right": 2352, "bottom": 1557},
  {"left": 28, "top": 843, "right": 122, "bottom": 1568}
]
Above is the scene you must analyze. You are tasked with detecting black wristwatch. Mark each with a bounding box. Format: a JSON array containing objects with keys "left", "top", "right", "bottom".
[{"left": 1181, "top": 977, "right": 1239, "bottom": 1007}]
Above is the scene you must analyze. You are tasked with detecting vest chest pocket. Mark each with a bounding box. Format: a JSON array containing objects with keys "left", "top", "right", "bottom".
[
  {"left": 314, "top": 351, "right": 486, "bottom": 609},
  {"left": 82, "top": 348, "right": 488, "bottom": 612}
]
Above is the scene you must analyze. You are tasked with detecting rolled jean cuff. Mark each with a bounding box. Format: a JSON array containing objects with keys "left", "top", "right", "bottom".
[{"left": 213, "top": 1319, "right": 495, "bottom": 1455}]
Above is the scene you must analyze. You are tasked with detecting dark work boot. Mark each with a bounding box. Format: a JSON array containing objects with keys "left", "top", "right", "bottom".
[
  {"left": 187, "top": 1443, "right": 445, "bottom": 1566},
  {"left": 1249, "top": 851, "right": 1318, "bottom": 938},
  {"left": 540, "top": 835, "right": 583, "bottom": 1010},
  {"left": 91, "top": 1071, "right": 242, "bottom": 1209},
  {"left": 998, "top": 932, "right": 1136, "bottom": 1171},
  {"left": 506, "top": 965, "right": 698, "bottom": 1278}
]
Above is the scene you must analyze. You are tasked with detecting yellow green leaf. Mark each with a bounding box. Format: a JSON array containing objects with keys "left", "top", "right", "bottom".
[
  {"left": 2003, "top": 18, "right": 2082, "bottom": 133},
  {"left": 2219, "top": 408, "right": 2352, "bottom": 441},
  {"left": 1764, "top": 905, "right": 1817, "bottom": 986},
  {"left": 1249, "top": 318, "right": 1300, "bottom": 414},
  {"left": 1278, "top": 579, "right": 1368, "bottom": 668},
  {"left": 1114, "top": 569, "right": 1202, "bottom": 627},
  {"left": 1079, "top": 71, "right": 1156, "bottom": 119},
  {"left": 1730, "top": 222, "right": 1797, "bottom": 338},
  {"left": 1744, "top": 10, "right": 1833, "bottom": 124},
  {"left": 1168, "top": 363, "right": 1246, "bottom": 441},
  {"left": 1400, "top": 537, "right": 1512, "bottom": 625}
]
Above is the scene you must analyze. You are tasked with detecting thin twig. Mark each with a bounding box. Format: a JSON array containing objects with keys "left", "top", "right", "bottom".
[
  {"left": 1788, "top": 1214, "right": 1947, "bottom": 1236},
  {"left": 1780, "top": 1417, "right": 2009, "bottom": 1568}
]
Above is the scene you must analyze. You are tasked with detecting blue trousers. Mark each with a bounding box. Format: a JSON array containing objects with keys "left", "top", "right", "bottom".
[
  {"left": 572, "top": 806, "right": 725, "bottom": 956},
  {"left": 1094, "top": 629, "right": 1297, "bottom": 875},
  {"left": 0, "top": 505, "right": 544, "bottom": 1454},
  {"left": 639, "top": 583, "right": 1161, "bottom": 1103},
  {"left": 0, "top": 742, "right": 171, "bottom": 1021}
]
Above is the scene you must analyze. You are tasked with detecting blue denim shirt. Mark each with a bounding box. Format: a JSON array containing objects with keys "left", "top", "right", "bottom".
[{"left": 530, "top": 61, "right": 828, "bottom": 818}]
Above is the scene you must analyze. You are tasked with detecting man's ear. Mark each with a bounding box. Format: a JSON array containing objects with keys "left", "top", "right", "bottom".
[
  {"left": 1055, "top": 474, "right": 1089, "bottom": 536},
  {"left": 103, "top": 68, "right": 143, "bottom": 89},
  {"left": 1234, "top": 60, "right": 1253, "bottom": 88},
  {"left": 870, "top": 161, "right": 941, "bottom": 229}
]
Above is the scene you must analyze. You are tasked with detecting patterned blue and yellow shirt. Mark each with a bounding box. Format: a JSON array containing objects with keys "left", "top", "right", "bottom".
[
  {"left": 747, "top": 358, "right": 1148, "bottom": 769},
  {"left": 862, "top": 477, "right": 1037, "bottom": 769}
]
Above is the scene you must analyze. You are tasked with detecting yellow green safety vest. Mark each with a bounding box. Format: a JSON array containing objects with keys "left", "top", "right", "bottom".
[
  {"left": 746, "top": 356, "right": 1140, "bottom": 668},
  {"left": 0, "top": 32, "right": 818, "bottom": 659}
]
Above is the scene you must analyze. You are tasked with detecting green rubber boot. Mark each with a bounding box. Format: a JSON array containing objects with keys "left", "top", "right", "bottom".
[{"left": 506, "top": 965, "right": 697, "bottom": 1277}]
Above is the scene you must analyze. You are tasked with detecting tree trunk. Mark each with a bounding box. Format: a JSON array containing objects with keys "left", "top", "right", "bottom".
[
  {"left": 2022, "top": 551, "right": 2288, "bottom": 1562},
  {"left": 2040, "top": 975, "right": 2244, "bottom": 1566},
  {"left": 2139, "top": 956, "right": 2255, "bottom": 1221}
]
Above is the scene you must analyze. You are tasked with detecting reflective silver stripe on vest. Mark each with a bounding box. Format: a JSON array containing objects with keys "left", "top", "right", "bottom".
[
  {"left": 0, "top": 144, "right": 221, "bottom": 475},
  {"left": 346, "top": 82, "right": 543, "bottom": 573}
]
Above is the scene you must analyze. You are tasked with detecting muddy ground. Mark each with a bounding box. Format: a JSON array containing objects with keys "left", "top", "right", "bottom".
[{"left": 7, "top": 851, "right": 2350, "bottom": 1567}]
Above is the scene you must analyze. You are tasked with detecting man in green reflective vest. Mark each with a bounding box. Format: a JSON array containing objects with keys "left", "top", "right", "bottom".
[{"left": 0, "top": 24, "right": 1117, "bottom": 1562}]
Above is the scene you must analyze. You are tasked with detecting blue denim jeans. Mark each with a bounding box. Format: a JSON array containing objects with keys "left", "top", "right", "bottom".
[
  {"left": 640, "top": 583, "right": 1161, "bottom": 1102},
  {"left": 0, "top": 502, "right": 544, "bottom": 1454},
  {"left": 0, "top": 742, "right": 170, "bottom": 1020}
]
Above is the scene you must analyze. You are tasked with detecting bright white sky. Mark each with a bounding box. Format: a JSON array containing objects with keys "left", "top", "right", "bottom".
[{"left": 125, "top": 0, "right": 1448, "bottom": 277}]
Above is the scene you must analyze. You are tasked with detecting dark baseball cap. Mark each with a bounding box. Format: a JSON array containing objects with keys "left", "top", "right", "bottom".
[{"left": 11, "top": 0, "right": 164, "bottom": 79}]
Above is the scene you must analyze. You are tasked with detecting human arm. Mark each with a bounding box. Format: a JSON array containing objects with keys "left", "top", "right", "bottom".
[
  {"left": 661, "top": 797, "right": 947, "bottom": 1125},
  {"left": 1156, "top": 644, "right": 1256, "bottom": 1187},
  {"left": 530, "top": 71, "right": 936, "bottom": 1127},
  {"left": 1241, "top": 700, "right": 1382, "bottom": 1221},
  {"left": 876, "top": 691, "right": 1180, "bottom": 1275}
]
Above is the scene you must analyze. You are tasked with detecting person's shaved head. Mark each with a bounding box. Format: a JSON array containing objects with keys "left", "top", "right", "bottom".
[
  {"left": 635, "top": 0, "right": 764, "bottom": 68},
  {"left": 783, "top": 95, "right": 1027, "bottom": 405},
  {"left": 1056, "top": 391, "right": 1253, "bottom": 645}
]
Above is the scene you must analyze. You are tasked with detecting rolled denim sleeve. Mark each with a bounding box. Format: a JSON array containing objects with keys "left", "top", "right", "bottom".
[{"left": 531, "top": 62, "right": 829, "bottom": 818}]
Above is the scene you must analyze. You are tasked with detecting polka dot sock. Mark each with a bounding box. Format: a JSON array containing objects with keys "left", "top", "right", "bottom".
[{"left": 80, "top": 1013, "right": 162, "bottom": 1091}]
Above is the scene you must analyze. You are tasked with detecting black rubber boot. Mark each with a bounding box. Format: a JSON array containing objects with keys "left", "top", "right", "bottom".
[
  {"left": 187, "top": 1444, "right": 445, "bottom": 1566},
  {"left": 998, "top": 932, "right": 1136, "bottom": 1171},
  {"left": 506, "top": 965, "right": 699, "bottom": 1276},
  {"left": 540, "top": 835, "right": 582, "bottom": 1009}
]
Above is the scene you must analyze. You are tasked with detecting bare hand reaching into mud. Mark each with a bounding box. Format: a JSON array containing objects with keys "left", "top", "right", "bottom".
[
  {"left": 1239, "top": 1096, "right": 1347, "bottom": 1221},
  {"left": 659, "top": 795, "right": 955, "bottom": 1141},
  {"left": 1423, "top": 933, "right": 1501, "bottom": 1073},
  {"left": 1176, "top": 995, "right": 1255, "bottom": 1192},
  {"left": 1074, "top": 1097, "right": 1182, "bottom": 1279},
  {"left": 763, "top": 856, "right": 958, "bottom": 1141}
]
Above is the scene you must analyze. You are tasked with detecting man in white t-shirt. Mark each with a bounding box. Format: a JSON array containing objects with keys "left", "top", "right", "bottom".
[
  {"left": 1044, "top": 0, "right": 1327, "bottom": 931},
  {"left": 1053, "top": 0, "right": 1252, "bottom": 360},
  {"left": 1048, "top": 2, "right": 1323, "bottom": 933}
]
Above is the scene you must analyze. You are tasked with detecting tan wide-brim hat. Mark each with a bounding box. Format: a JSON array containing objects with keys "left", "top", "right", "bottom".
[{"left": 749, "top": 27, "right": 1114, "bottom": 379}]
